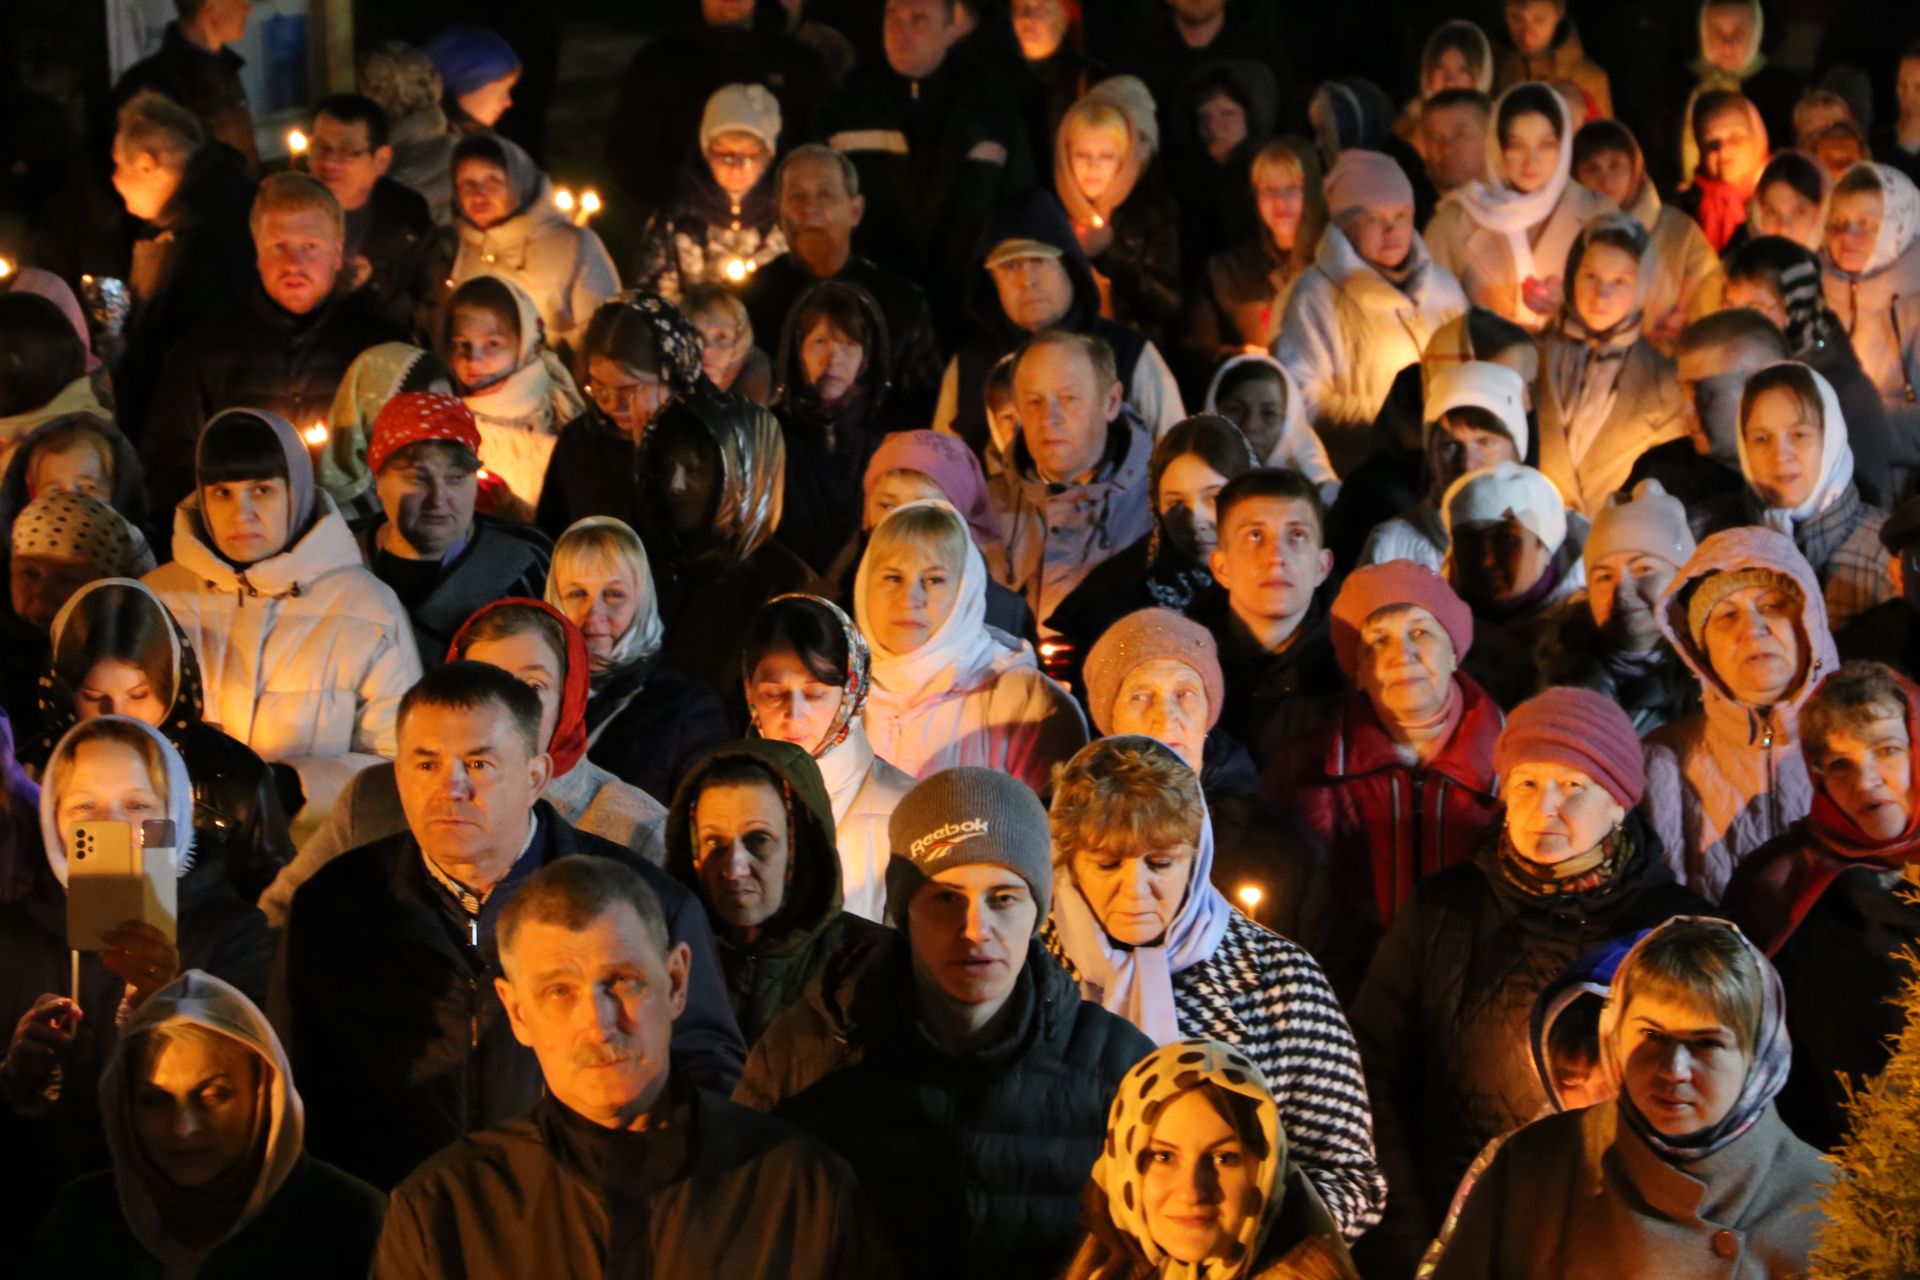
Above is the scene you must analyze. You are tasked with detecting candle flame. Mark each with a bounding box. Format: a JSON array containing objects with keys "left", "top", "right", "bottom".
[
  {"left": 1235, "top": 883, "right": 1263, "bottom": 910},
  {"left": 553, "top": 187, "right": 575, "bottom": 213},
  {"left": 303, "top": 422, "right": 328, "bottom": 446},
  {"left": 580, "top": 190, "right": 602, "bottom": 215},
  {"left": 0, "top": 259, "right": 12, "bottom": 280},
  {"left": 477, "top": 469, "right": 491, "bottom": 481},
  {"left": 1091, "top": 214, "right": 1104, "bottom": 229},
  {"left": 724, "top": 257, "right": 749, "bottom": 283},
  {"left": 286, "top": 129, "right": 308, "bottom": 155}
]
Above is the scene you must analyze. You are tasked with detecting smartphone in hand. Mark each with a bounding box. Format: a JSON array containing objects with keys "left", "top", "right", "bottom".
[{"left": 66, "top": 819, "right": 178, "bottom": 949}]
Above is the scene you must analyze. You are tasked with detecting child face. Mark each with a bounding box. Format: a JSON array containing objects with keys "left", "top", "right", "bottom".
[{"left": 448, "top": 305, "right": 519, "bottom": 393}]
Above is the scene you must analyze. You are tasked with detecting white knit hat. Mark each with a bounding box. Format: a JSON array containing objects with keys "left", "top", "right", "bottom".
[
  {"left": 1441, "top": 460, "right": 1568, "bottom": 556},
  {"left": 1425, "top": 360, "right": 1530, "bottom": 459},
  {"left": 700, "top": 83, "right": 782, "bottom": 152}
]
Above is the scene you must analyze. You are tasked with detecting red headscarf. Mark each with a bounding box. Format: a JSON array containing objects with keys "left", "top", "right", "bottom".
[
  {"left": 1728, "top": 669, "right": 1920, "bottom": 954},
  {"left": 447, "top": 598, "right": 591, "bottom": 777}
]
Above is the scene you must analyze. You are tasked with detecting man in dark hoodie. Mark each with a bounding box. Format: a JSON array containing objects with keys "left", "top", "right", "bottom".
[
  {"left": 109, "top": 90, "right": 256, "bottom": 449},
  {"left": 815, "top": 0, "right": 1033, "bottom": 337},
  {"left": 1117, "top": 0, "right": 1300, "bottom": 160},
  {"left": 664, "top": 740, "right": 891, "bottom": 1047},
  {"left": 735, "top": 766, "right": 1153, "bottom": 1280},
  {"left": 287, "top": 663, "right": 746, "bottom": 1191},
  {"left": 933, "top": 188, "right": 1184, "bottom": 456}
]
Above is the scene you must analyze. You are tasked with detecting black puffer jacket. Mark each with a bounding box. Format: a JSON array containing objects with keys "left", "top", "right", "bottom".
[
  {"left": 664, "top": 740, "right": 891, "bottom": 1046},
  {"left": 735, "top": 933, "right": 1153, "bottom": 1280},
  {"left": 286, "top": 801, "right": 746, "bottom": 1191},
  {"left": 585, "top": 655, "right": 734, "bottom": 814},
  {"left": 141, "top": 285, "right": 406, "bottom": 517},
  {"left": 1084, "top": 174, "right": 1185, "bottom": 344},
  {"left": 27, "top": 578, "right": 293, "bottom": 903},
  {"left": 1347, "top": 812, "right": 1708, "bottom": 1278},
  {"left": 772, "top": 280, "right": 897, "bottom": 575},
  {"left": 1536, "top": 605, "right": 1701, "bottom": 736}
]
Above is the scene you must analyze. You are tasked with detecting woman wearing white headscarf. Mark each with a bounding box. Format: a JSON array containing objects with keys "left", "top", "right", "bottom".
[
  {"left": 1535, "top": 212, "right": 1687, "bottom": 518},
  {"left": 545, "top": 515, "right": 730, "bottom": 806},
  {"left": 29, "top": 971, "right": 385, "bottom": 1277},
  {"left": 143, "top": 409, "right": 422, "bottom": 842},
  {"left": 1822, "top": 162, "right": 1920, "bottom": 457},
  {"left": 855, "top": 500, "right": 1086, "bottom": 791},
  {"left": 1044, "top": 735, "right": 1385, "bottom": 1242},
  {"left": 1063, "top": 1038, "right": 1361, "bottom": 1279},
  {"left": 1715, "top": 361, "right": 1895, "bottom": 629},
  {"left": 743, "top": 593, "right": 912, "bottom": 924},
  {"left": 1426, "top": 81, "right": 1613, "bottom": 331}
]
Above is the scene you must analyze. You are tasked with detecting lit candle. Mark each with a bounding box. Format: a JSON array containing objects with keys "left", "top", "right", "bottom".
[
  {"left": 0, "top": 258, "right": 12, "bottom": 280},
  {"left": 580, "top": 190, "right": 602, "bottom": 217},
  {"left": 1235, "top": 883, "right": 1263, "bottom": 911},
  {"left": 286, "top": 129, "right": 308, "bottom": 159},
  {"left": 724, "top": 257, "right": 749, "bottom": 283},
  {"left": 1091, "top": 213, "right": 1104, "bottom": 229},
  {"left": 553, "top": 187, "right": 575, "bottom": 214},
  {"left": 303, "top": 422, "right": 328, "bottom": 464}
]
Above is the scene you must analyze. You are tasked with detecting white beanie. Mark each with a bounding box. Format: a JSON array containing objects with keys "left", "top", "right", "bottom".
[
  {"left": 1441, "top": 461, "right": 1569, "bottom": 556},
  {"left": 1425, "top": 361, "right": 1530, "bottom": 459},
  {"left": 700, "top": 83, "right": 782, "bottom": 152}
]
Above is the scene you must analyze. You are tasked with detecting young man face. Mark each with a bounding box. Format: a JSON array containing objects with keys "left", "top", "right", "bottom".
[
  {"left": 1207, "top": 495, "right": 1334, "bottom": 640},
  {"left": 906, "top": 863, "right": 1036, "bottom": 1013}
]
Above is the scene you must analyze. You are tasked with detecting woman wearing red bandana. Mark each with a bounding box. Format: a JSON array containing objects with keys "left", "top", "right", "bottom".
[{"left": 1723, "top": 660, "right": 1920, "bottom": 1151}]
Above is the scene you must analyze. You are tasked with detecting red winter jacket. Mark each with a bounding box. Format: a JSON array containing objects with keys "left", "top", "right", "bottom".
[{"left": 1263, "top": 677, "right": 1504, "bottom": 932}]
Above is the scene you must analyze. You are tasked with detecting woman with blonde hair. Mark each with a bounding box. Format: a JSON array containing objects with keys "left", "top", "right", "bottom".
[
  {"left": 854, "top": 500, "right": 1085, "bottom": 790},
  {"left": 1054, "top": 76, "right": 1182, "bottom": 340},
  {"left": 1184, "top": 138, "right": 1328, "bottom": 368},
  {"left": 546, "top": 515, "right": 729, "bottom": 803}
]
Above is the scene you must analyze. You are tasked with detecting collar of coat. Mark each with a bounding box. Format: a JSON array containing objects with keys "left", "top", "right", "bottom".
[{"left": 1325, "top": 674, "right": 1504, "bottom": 794}]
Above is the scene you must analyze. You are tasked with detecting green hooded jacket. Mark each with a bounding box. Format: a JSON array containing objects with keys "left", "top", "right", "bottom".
[{"left": 665, "top": 739, "right": 890, "bottom": 1046}]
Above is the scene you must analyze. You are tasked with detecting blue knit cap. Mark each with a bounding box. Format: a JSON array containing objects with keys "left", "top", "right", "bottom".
[{"left": 422, "top": 24, "right": 520, "bottom": 98}]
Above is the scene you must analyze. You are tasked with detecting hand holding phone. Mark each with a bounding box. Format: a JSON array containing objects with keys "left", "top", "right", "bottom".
[
  {"left": 66, "top": 819, "right": 178, "bottom": 950},
  {"left": 100, "top": 921, "right": 182, "bottom": 1008}
]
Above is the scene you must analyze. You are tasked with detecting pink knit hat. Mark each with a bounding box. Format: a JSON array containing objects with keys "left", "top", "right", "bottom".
[
  {"left": 862, "top": 429, "right": 1003, "bottom": 548},
  {"left": 1329, "top": 561, "right": 1474, "bottom": 680},
  {"left": 1323, "top": 149, "right": 1415, "bottom": 229},
  {"left": 1083, "top": 608, "right": 1225, "bottom": 735},
  {"left": 1493, "top": 686, "right": 1645, "bottom": 807}
]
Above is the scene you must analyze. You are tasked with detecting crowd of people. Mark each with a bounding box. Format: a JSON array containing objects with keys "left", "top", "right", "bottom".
[{"left": 3, "top": 0, "right": 1920, "bottom": 1274}]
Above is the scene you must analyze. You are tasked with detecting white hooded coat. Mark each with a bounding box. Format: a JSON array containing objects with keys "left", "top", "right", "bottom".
[
  {"left": 144, "top": 471, "right": 422, "bottom": 844},
  {"left": 1273, "top": 222, "right": 1469, "bottom": 476},
  {"left": 1201, "top": 354, "right": 1341, "bottom": 497}
]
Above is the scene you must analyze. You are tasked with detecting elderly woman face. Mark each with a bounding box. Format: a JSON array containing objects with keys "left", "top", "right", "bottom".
[
  {"left": 1110, "top": 659, "right": 1210, "bottom": 772},
  {"left": 1588, "top": 552, "right": 1678, "bottom": 652},
  {"left": 1572, "top": 240, "right": 1641, "bottom": 333},
  {"left": 1504, "top": 761, "right": 1625, "bottom": 863},
  {"left": 692, "top": 775, "right": 791, "bottom": 936},
  {"left": 1618, "top": 988, "right": 1752, "bottom": 1136},
  {"left": 1346, "top": 203, "right": 1414, "bottom": 273},
  {"left": 1741, "top": 385, "right": 1822, "bottom": 509},
  {"left": 1827, "top": 186, "right": 1884, "bottom": 276},
  {"left": 1702, "top": 582, "right": 1803, "bottom": 706},
  {"left": 1070, "top": 836, "right": 1196, "bottom": 946},
  {"left": 1813, "top": 707, "right": 1915, "bottom": 840},
  {"left": 867, "top": 537, "right": 960, "bottom": 654},
  {"left": 1751, "top": 179, "right": 1825, "bottom": 251},
  {"left": 10, "top": 552, "right": 97, "bottom": 632},
  {"left": 1357, "top": 604, "right": 1457, "bottom": 725},
  {"left": 864, "top": 468, "right": 947, "bottom": 530},
  {"left": 131, "top": 1028, "right": 262, "bottom": 1189},
  {"left": 552, "top": 554, "right": 639, "bottom": 669},
  {"left": 1142, "top": 1088, "right": 1258, "bottom": 1264}
]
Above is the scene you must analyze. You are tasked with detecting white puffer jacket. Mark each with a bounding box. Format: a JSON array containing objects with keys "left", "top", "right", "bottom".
[
  {"left": 817, "top": 722, "right": 914, "bottom": 924},
  {"left": 144, "top": 497, "right": 423, "bottom": 840},
  {"left": 1274, "top": 224, "right": 1468, "bottom": 475}
]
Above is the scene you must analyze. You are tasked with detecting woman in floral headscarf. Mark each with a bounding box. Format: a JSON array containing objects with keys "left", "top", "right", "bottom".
[
  {"left": 742, "top": 593, "right": 912, "bottom": 924},
  {"left": 1063, "top": 1037, "right": 1359, "bottom": 1279}
]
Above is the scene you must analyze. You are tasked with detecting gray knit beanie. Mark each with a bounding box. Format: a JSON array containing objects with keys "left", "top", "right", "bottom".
[{"left": 885, "top": 767, "right": 1053, "bottom": 926}]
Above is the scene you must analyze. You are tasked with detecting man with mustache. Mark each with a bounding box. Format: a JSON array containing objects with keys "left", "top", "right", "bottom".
[
  {"left": 286, "top": 661, "right": 744, "bottom": 1191},
  {"left": 373, "top": 854, "right": 887, "bottom": 1277},
  {"left": 1190, "top": 467, "right": 1341, "bottom": 767},
  {"left": 142, "top": 173, "right": 406, "bottom": 520},
  {"left": 736, "top": 767, "right": 1154, "bottom": 1280},
  {"left": 1541, "top": 479, "right": 1701, "bottom": 733}
]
